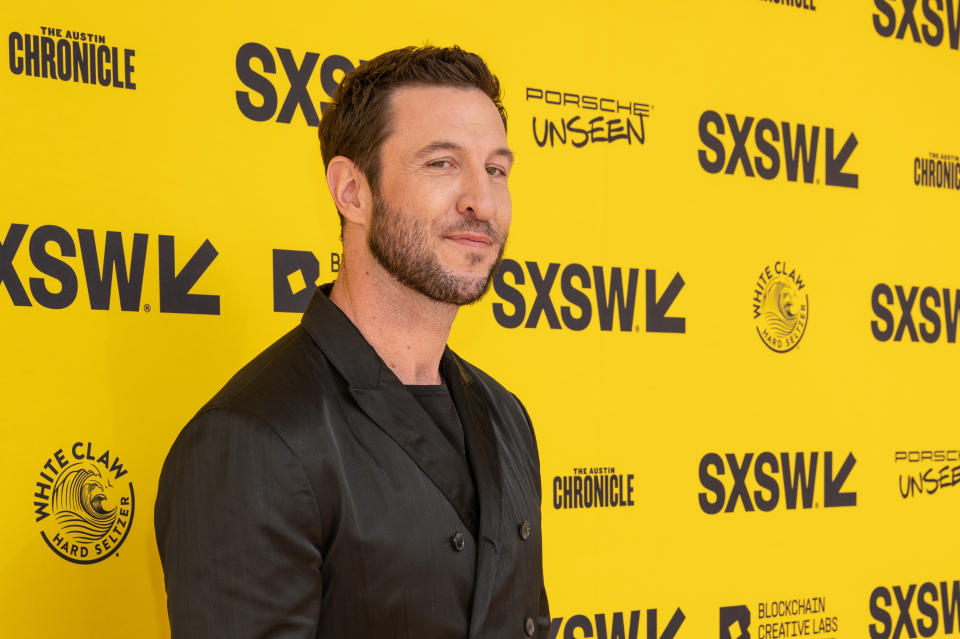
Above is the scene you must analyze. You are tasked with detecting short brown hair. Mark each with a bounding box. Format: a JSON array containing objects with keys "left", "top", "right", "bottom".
[{"left": 318, "top": 45, "right": 507, "bottom": 198}]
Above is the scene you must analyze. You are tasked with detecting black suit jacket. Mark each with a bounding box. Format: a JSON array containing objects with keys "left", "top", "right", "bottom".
[{"left": 155, "top": 285, "right": 550, "bottom": 638}]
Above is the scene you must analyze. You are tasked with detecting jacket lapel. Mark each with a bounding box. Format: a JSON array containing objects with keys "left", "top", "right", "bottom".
[
  {"left": 443, "top": 353, "right": 503, "bottom": 639},
  {"left": 348, "top": 379, "right": 478, "bottom": 532},
  {"left": 300, "top": 285, "right": 478, "bottom": 533}
]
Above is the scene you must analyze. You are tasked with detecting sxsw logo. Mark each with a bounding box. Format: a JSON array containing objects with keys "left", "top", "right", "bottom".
[
  {"left": 698, "top": 452, "right": 857, "bottom": 514},
  {"left": 491, "top": 259, "right": 685, "bottom": 333},
  {"left": 871, "top": 284, "right": 960, "bottom": 343},
  {"left": 873, "top": 1, "right": 960, "bottom": 50},
  {"left": 697, "top": 111, "right": 859, "bottom": 188},
  {"left": 0, "top": 223, "right": 218, "bottom": 314},
  {"left": 549, "top": 608, "right": 685, "bottom": 639},
  {"left": 235, "top": 43, "right": 363, "bottom": 126},
  {"left": 869, "top": 581, "right": 960, "bottom": 639}
]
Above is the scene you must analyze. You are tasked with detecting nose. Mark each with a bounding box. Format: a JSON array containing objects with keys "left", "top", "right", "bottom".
[{"left": 455, "top": 166, "right": 497, "bottom": 221}]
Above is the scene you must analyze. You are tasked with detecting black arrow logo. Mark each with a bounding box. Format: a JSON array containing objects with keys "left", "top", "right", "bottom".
[
  {"left": 645, "top": 270, "right": 685, "bottom": 333},
  {"left": 652, "top": 608, "right": 687, "bottom": 639},
  {"left": 824, "top": 452, "right": 857, "bottom": 507},
  {"left": 825, "top": 129, "right": 859, "bottom": 188},
  {"left": 158, "top": 235, "right": 220, "bottom": 315}
]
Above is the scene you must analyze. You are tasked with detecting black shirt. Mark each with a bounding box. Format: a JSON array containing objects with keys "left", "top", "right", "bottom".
[{"left": 406, "top": 380, "right": 479, "bottom": 538}]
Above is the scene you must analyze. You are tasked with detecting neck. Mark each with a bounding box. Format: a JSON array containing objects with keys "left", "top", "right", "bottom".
[{"left": 329, "top": 253, "right": 458, "bottom": 385}]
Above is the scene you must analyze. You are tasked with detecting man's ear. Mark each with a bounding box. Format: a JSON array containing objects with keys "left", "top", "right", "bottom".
[{"left": 326, "top": 156, "right": 371, "bottom": 226}]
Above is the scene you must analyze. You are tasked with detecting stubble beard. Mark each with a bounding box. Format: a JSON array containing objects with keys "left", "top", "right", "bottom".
[{"left": 367, "top": 192, "right": 507, "bottom": 306}]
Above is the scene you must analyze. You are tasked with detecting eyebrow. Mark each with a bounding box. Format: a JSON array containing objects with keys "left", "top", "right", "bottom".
[{"left": 415, "top": 140, "right": 515, "bottom": 164}]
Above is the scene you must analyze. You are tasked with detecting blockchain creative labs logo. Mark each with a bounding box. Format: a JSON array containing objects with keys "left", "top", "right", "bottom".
[
  {"left": 752, "top": 261, "right": 808, "bottom": 353},
  {"left": 721, "top": 598, "right": 839, "bottom": 639},
  {"left": 273, "top": 248, "right": 342, "bottom": 312},
  {"left": 33, "top": 442, "right": 134, "bottom": 564},
  {"left": 552, "top": 465, "right": 636, "bottom": 510},
  {"left": 895, "top": 449, "right": 960, "bottom": 499},
  {"left": 913, "top": 151, "right": 960, "bottom": 191},
  {"left": 8, "top": 25, "right": 136, "bottom": 89},
  {"left": 525, "top": 86, "right": 651, "bottom": 149}
]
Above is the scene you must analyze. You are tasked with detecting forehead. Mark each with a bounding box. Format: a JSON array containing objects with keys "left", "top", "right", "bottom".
[{"left": 384, "top": 85, "right": 507, "bottom": 153}]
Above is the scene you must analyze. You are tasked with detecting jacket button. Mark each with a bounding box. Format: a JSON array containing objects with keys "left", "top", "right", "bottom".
[
  {"left": 519, "top": 520, "right": 532, "bottom": 540},
  {"left": 525, "top": 616, "right": 536, "bottom": 636},
  {"left": 451, "top": 531, "right": 465, "bottom": 551}
]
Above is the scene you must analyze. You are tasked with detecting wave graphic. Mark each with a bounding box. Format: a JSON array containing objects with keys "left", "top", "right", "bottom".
[
  {"left": 763, "top": 312, "right": 796, "bottom": 338},
  {"left": 762, "top": 280, "right": 800, "bottom": 337},
  {"left": 51, "top": 463, "right": 118, "bottom": 544}
]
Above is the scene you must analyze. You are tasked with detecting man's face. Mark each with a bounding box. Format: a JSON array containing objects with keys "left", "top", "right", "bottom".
[{"left": 367, "top": 85, "right": 513, "bottom": 306}]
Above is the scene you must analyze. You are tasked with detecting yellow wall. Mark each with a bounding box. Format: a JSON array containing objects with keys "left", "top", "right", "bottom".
[{"left": 3, "top": 1, "right": 959, "bottom": 637}]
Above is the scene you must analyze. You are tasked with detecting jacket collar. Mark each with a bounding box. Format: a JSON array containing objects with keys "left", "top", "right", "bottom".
[{"left": 300, "top": 283, "right": 383, "bottom": 388}]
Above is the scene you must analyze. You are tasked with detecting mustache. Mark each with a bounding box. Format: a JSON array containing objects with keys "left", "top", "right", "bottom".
[{"left": 441, "top": 219, "right": 507, "bottom": 245}]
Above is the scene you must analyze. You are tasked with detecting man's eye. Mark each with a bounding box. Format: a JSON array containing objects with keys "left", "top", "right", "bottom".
[
  {"left": 428, "top": 159, "right": 452, "bottom": 169},
  {"left": 486, "top": 166, "right": 506, "bottom": 176}
]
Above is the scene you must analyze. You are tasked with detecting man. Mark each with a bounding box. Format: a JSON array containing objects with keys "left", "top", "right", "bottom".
[{"left": 155, "top": 46, "right": 549, "bottom": 638}]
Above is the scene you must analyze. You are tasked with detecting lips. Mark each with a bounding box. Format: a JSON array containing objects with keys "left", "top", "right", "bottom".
[{"left": 445, "top": 233, "right": 493, "bottom": 248}]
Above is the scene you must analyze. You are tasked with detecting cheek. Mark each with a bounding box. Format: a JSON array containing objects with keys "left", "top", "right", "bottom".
[
  {"left": 498, "top": 189, "right": 513, "bottom": 229},
  {"left": 387, "top": 178, "right": 456, "bottom": 223}
]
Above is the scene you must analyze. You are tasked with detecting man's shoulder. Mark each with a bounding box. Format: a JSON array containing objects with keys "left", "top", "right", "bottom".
[
  {"left": 201, "top": 324, "right": 337, "bottom": 424},
  {"left": 161, "top": 324, "right": 340, "bottom": 484}
]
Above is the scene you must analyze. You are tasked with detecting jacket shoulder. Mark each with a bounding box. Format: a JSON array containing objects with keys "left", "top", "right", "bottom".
[
  {"left": 202, "top": 325, "right": 338, "bottom": 422},
  {"left": 175, "top": 325, "right": 345, "bottom": 467}
]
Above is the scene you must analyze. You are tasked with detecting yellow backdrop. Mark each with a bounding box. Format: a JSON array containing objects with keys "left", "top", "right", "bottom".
[{"left": 3, "top": 1, "right": 958, "bottom": 637}]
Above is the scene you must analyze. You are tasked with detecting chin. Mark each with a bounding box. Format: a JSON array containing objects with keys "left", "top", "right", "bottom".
[{"left": 448, "top": 265, "right": 493, "bottom": 284}]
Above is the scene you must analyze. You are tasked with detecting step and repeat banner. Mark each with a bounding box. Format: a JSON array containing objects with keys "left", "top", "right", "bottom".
[{"left": 2, "top": 0, "right": 958, "bottom": 637}]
